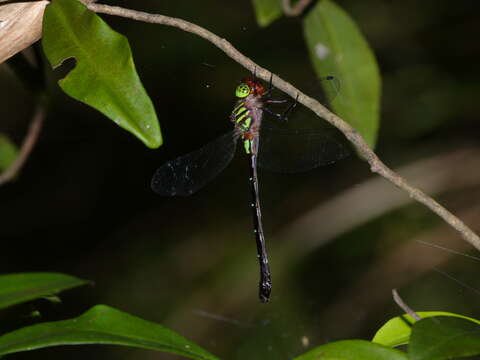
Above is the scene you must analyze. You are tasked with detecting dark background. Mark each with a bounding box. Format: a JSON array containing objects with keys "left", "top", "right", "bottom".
[{"left": 2, "top": 0, "right": 480, "bottom": 359}]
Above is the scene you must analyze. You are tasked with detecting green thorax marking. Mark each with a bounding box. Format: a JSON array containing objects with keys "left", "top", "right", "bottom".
[
  {"left": 232, "top": 98, "right": 258, "bottom": 154},
  {"left": 232, "top": 100, "right": 252, "bottom": 132},
  {"left": 243, "top": 139, "right": 252, "bottom": 154}
]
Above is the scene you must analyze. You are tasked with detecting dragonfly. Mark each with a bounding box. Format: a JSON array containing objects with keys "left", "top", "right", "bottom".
[{"left": 151, "top": 75, "right": 349, "bottom": 303}]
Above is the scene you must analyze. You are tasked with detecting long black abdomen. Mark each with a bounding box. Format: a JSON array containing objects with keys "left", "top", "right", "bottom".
[{"left": 248, "top": 145, "right": 272, "bottom": 302}]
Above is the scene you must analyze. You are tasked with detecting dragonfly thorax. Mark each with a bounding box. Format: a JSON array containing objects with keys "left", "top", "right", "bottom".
[
  {"left": 231, "top": 95, "right": 264, "bottom": 154},
  {"left": 231, "top": 96, "right": 263, "bottom": 133}
]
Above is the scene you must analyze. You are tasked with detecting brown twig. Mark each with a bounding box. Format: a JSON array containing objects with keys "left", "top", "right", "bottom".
[
  {"left": 86, "top": 3, "right": 480, "bottom": 250},
  {"left": 282, "top": 0, "right": 313, "bottom": 17},
  {"left": 0, "top": 101, "right": 45, "bottom": 185},
  {"left": 392, "top": 289, "right": 421, "bottom": 321}
]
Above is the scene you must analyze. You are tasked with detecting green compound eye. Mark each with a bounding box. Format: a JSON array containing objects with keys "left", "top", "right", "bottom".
[{"left": 235, "top": 83, "right": 251, "bottom": 98}]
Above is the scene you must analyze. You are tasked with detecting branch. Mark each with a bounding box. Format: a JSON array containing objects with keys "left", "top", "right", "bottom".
[
  {"left": 0, "top": 100, "right": 45, "bottom": 185},
  {"left": 282, "top": 0, "right": 313, "bottom": 17},
  {"left": 87, "top": 3, "right": 480, "bottom": 250}
]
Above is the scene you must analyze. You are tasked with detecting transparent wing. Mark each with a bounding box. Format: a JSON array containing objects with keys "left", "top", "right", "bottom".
[
  {"left": 151, "top": 130, "right": 239, "bottom": 196},
  {"left": 258, "top": 124, "right": 350, "bottom": 173}
]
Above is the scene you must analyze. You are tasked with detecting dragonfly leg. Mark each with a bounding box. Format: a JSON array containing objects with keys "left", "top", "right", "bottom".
[
  {"left": 262, "top": 93, "right": 299, "bottom": 121},
  {"left": 281, "top": 93, "right": 299, "bottom": 118},
  {"left": 261, "top": 106, "right": 286, "bottom": 121},
  {"left": 262, "top": 73, "right": 291, "bottom": 104},
  {"left": 265, "top": 99, "right": 288, "bottom": 104},
  {"left": 263, "top": 73, "right": 274, "bottom": 97}
]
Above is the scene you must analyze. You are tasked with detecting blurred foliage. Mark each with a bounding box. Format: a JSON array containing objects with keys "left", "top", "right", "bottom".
[
  {"left": 294, "top": 340, "right": 407, "bottom": 360},
  {"left": 0, "top": 134, "right": 17, "bottom": 173},
  {"left": 304, "top": 0, "right": 381, "bottom": 147},
  {"left": 1, "top": 0, "right": 480, "bottom": 359},
  {"left": 251, "top": 0, "right": 283, "bottom": 27},
  {"left": 0, "top": 272, "right": 89, "bottom": 309}
]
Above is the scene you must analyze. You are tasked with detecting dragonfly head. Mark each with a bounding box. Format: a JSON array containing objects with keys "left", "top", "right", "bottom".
[
  {"left": 235, "top": 77, "right": 265, "bottom": 98},
  {"left": 235, "top": 83, "right": 251, "bottom": 98}
]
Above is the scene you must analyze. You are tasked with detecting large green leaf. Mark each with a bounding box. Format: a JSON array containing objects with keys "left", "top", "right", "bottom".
[
  {"left": 0, "top": 272, "right": 89, "bottom": 309},
  {"left": 372, "top": 311, "right": 480, "bottom": 347},
  {"left": 0, "top": 134, "right": 18, "bottom": 173},
  {"left": 303, "top": 0, "right": 381, "bottom": 147},
  {"left": 0, "top": 305, "right": 219, "bottom": 360},
  {"left": 42, "top": 0, "right": 162, "bottom": 148},
  {"left": 293, "top": 340, "right": 407, "bottom": 360},
  {"left": 251, "top": 0, "right": 283, "bottom": 27},
  {"left": 409, "top": 316, "right": 480, "bottom": 360}
]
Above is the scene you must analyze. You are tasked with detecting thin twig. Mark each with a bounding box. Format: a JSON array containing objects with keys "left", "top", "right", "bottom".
[
  {"left": 0, "top": 101, "right": 45, "bottom": 185},
  {"left": 282, "top": 0, "right": 313, "bottom": 17},
  {"left": 86, "top": 3, "right": 480, "bottom": 250},
  {"left": 392, "top": 289, "right": 421, "bottom": 321}
]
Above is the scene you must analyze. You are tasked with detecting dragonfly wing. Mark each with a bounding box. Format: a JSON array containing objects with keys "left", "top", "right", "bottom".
[
  {"left": 257, "top": 125, "right": 350, "bottom": 173},
  {"left": 151, "top": 130, "right": 238, "bottom": 196}
]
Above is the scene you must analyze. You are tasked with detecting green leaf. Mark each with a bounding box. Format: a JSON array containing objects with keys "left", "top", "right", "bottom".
[
  {"left": 372, "top": 311, "right": 480, "bottom": 347},
  {"left": 293, "top": 340, "right": 407, "bottom": 360},
  {"left": 0, "top": 134, "right": 18, "bottom": 173},
  {"left": 409, "top": 316, "right": 480, "bottom": 360},
  {"left": 251, "top": 0, "right": 283, "bottom": 27},
  {"left": 42, "top": 0, "right": 162, "bottom": 148},
  {"left": 0, "top": 305, "right": 219, "bottom": 360},
  {"left": 0, "top": 272, "right": 89, "bottom": 309},
  {"left": 303, "top": 0, "right": 381, "bottom": 147}
]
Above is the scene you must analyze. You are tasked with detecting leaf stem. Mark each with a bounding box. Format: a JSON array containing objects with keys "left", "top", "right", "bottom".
[
  {"left": 392, "top": 289, "right": 421, "bottom": 321},
  {"left": 282, "top": 0, "right": 313, "bottom": 17}
]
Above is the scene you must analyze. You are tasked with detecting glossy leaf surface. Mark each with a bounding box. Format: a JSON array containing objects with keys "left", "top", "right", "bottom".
[
  {"left": 42, "top": 0, "right": 162, "bottom": 148},
  {"left": 372, "top": 311, "right": 480, "bottom": 347},
  {"left": 409, "top": 316, "right": 480, "bottom": 360},
  {"left": 0, "top": 305, "right": 219, "bottom": 360}
]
